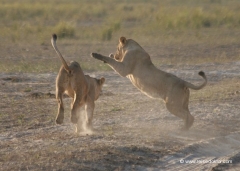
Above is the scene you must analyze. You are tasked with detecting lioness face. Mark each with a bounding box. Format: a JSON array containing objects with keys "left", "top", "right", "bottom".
[
  {"left": 94, "top": 77, "right": 105, "bottom": 100},
  {"left": 113, "top": 45, "right": 124, "bottom": 61},
  {"left": 113, "top": 37, "right": 127, "bottom": 62}
]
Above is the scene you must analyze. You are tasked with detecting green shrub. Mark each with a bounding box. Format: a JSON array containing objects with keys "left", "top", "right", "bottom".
[
  {"left": 53, "top": 22, "right": 75, "bottom": 38},
  {"left": 102, "top": 28, "right": 113, "bottom": 41},
  {"left": 101, "top": 21, "right": 121, "bottom": 41}
]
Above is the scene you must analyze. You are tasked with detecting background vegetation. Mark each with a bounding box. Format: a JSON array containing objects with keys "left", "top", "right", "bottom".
[
  {"left": 0, "top": 0, "right": 240, "bottom": 72},
  {"left": 1, "top": 2, "right": 240, "bottom": 170}
]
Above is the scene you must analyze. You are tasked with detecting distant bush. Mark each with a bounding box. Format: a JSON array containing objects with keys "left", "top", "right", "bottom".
[
  {"left": 1, "top": 0, "right": 240, "bottom": 43},
  {"left": 53, "top": 22, "right": 75, "bottom": 38},
  {"left": 102, "top": 28, "right": 112, "bottom": 41},
  {"left": 101, "top": 22, "right": 121, "bottom": 41}
]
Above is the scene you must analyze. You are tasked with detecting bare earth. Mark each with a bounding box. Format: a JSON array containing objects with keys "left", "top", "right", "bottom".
[{"left": 0, "top": 43, "right": 240, "bottom": 171}]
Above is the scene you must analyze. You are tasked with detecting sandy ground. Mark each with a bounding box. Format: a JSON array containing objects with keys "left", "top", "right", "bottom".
[{"left": 0, "top": 48, "right": 240, "bottom": 170}]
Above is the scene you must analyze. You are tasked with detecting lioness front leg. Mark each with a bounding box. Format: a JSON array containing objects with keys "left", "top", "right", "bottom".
[
  {"left": 91, "top": 53, "right": 107, "bottom": 62},
  {"left": 91, "top": 53, "right": 132, "bottom": 77}
]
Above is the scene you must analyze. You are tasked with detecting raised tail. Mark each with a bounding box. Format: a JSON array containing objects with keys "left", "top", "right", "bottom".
[
  {"left": 184, "top": 71, "right": 207, "bottom": 90},
  {"left": 51, "top": 34, "right": 71, "bottom": 73}
]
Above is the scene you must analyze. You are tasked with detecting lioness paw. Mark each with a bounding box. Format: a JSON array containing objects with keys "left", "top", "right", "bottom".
[
  {"left": 55, "top": 119, "right": 63, "bottom": 124},
  {"left": 91, "top": 53, "right": 101, "bottom": 58},
  {"left": 91, "top": 53, "right": 107, "bottom": 63}
]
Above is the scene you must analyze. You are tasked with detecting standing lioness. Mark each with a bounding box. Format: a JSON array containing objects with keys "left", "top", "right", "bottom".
[
  {"left": 51, "top": 34, "right": 105, "bottom": 133},
  {"left": 91, "top": 37, "right": 207, "bottom": 130}
]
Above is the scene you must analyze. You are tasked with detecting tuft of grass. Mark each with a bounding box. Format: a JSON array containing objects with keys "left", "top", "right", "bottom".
[
  {"left": 103, "top": 125, "right": 114, "bottom": 136},
  {"left": 17, "top": 114, "right": 25, "bottom": 126},
  {"left": 101, "top": 21, "right": 121, "bottom": 41},
  {"left": 53, "top": 22, "right": 75, "bottom": 39},
  {"left": 110, "top": 106, "right": 124, "bottom": 112},
  {"left": 102, "top": 28, "right": 113, "bottom": 41},
  {"left": 23, "top": 88, "right": 32, "bottom": 92}
]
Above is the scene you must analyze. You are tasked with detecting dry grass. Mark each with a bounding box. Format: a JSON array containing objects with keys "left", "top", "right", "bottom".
[
  {"left": 191, "top": 78, "right": 240, "bottom": 101},
  {"left": 0, "top": 0, "right": 240, "bottom": 73},
  {"left": 1, "top": 0, "right": 240, "bottom": 44},
  {"left": 0, "top": 1, "right": 240, "bottom": 170},
  {"left": 1, "top": 70, "right": 239, "bottom": 170}
]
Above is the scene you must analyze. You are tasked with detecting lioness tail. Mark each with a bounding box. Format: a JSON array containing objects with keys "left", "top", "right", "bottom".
[
  {"left": 51, "top": 34, "right": 71, "bottom": 73},
  {"left": 185, "top": 71, "right": 207, "bottom": 90}
]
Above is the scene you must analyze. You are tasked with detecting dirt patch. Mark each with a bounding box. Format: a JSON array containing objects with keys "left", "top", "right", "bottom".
[
  {"left": 0, "top": 56, "right": 240, "bottom": 170},
  {"left": 1, "top": 76, "right": 30, "bottom": 83},
  {"left": 28, "top": 92, "right": 55, "bottom": 99}
]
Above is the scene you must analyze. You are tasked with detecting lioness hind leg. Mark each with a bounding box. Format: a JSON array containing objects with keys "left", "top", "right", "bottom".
[
  {"left": 165, "top": 86, "right": 194, "bottom": 130},
  {"left": 56, "top": 90, "right": 64, "bottom": 124},
  {"left": 71, "top": 93, "right": 85, "bottom": 124},
  {"left": 166, "top": 103, "right": 194, "bottom": 130},
  {"left": 75, "top": 107, "right": 85, "bottom": 133},
  {"left": 85, "top": 96, "right": 95, "bottom": 131},
  {"left": 182, "top": 88, "right": 194, "bottom": 130},
  {"left": 185, "top": 112, "right": 194, "bottom": 130},
  {"left": 175, "top": 106, "right": 194, "bottom": 130}
]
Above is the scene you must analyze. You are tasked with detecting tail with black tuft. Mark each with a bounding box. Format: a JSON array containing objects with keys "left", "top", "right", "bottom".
[
  {"left": 51, "top": 33, "right": 71, "bottom": 73},
  {"left": 184, "top": 71, "right": 207, "bottom": 90}
]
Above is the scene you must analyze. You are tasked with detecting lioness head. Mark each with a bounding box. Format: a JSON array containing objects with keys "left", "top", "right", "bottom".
[
  {"left": 94, "top": 77, "right": 105, "bottom": 100},
  {"left": 112, "top": 37, "right": 127, "bottom": 62}
]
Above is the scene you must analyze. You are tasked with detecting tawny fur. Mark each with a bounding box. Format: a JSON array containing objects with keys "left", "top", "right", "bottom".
[
  {"left": 91, "top": 36, "right": 207, "bottom": 130},
  {"left": 51, "top": 34, "right": 105, "bottom": 133}
]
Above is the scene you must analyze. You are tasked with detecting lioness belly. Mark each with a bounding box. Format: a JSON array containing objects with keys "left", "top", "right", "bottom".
[
  {"left": 127, "top": 75, "right": 164, "bottom": 99},
  {"left": 65, "top": 89, "right": 74, "bottom": 98}
]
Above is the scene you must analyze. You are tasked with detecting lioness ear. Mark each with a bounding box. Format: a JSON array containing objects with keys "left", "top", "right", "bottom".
[
  {"left": 119, "top": 37, "right": 127, "bottom": 45},
  {"left": 99, "top": 77, "right": 105, "bottom": 85},
  {"left": 109, "top": 53, "right": 114, "bottom": 58}
]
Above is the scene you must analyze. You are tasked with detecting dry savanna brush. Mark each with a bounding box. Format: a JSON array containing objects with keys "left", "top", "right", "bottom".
[{"left": 0, "top": 0, "right": 240, "bottom": 170}]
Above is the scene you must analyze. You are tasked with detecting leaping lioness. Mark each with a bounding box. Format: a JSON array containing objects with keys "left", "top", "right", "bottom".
[
  {"left": 51, "top": 34, "right": 105, "bottom": 134},
  {"left": 91, "top": 37, "right": 207, "bottom": 130}
]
